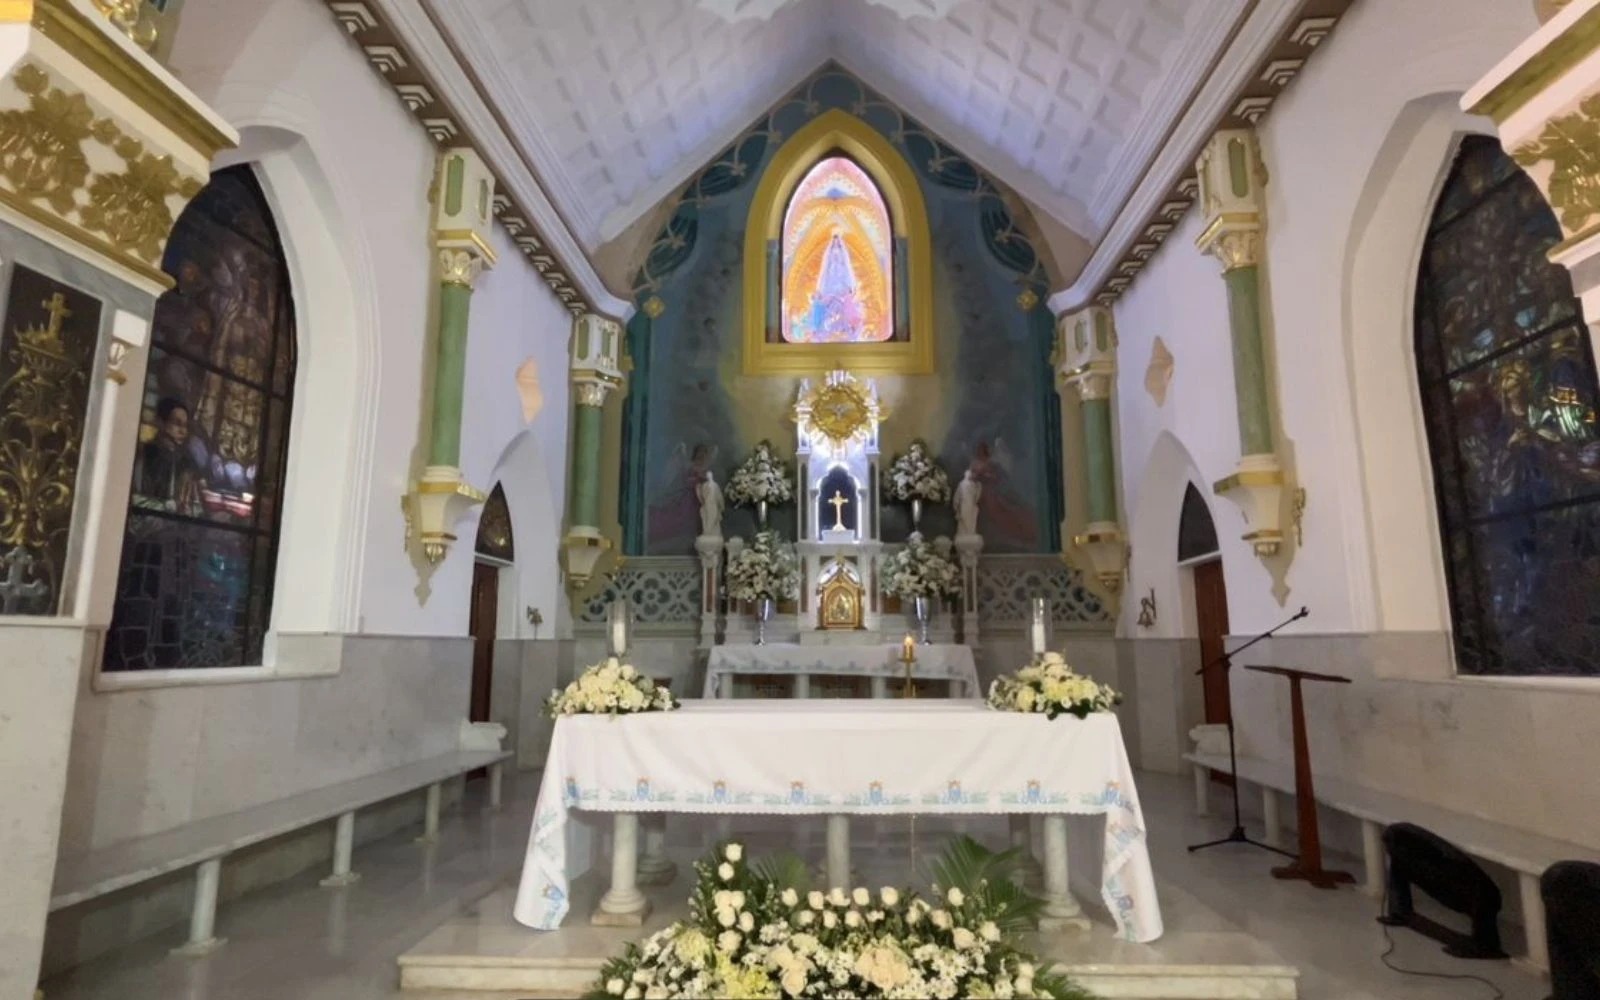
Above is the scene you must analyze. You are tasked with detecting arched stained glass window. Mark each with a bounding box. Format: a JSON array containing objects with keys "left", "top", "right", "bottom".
[
  {"left": 781, "top": 156, "right": 894, "bottom": 345},
  {"left": 1415, "top": 136, "right": 1600, "bottom": 677},
  {"left": 104, "top": 165, "right": 297, "bottom": 671}
]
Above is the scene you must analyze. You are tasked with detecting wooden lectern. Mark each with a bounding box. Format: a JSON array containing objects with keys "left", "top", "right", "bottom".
[{"left": 1245, "top": 664, "right": 1354, "bottom": 889}]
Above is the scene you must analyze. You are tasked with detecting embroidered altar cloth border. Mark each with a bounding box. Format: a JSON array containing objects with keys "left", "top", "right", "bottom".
[
  {"left": 512, "top": 700, "right": 1162, "bottom": 943},
  {"left": 703, "top": 643, "right": 981, "bottom": 697}
]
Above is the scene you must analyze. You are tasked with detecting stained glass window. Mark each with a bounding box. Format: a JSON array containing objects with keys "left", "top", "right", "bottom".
[
  {"left": 1416, "top": 136, "right": 1600, "bottom": 677},
  {"left": 103, "top": 166, "right": 297, "bottom": 670},
  {"left": 781, "top": 156, "right": 894, "bottom": 344}
]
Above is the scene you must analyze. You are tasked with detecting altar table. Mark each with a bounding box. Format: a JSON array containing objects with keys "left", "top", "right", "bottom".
[
  {"left": 512, "top": 700, "right": 1162, "bottom": 943},
  {"left": 703, "top": 643, "right": 982, "bottom": 698}
]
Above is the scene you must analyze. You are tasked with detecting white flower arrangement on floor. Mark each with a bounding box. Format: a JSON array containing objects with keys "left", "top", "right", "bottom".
[
  {"left": 881, "top": 537, "right": 961, "bottom": 600},
  {"left": 726, "top": 441, "right": 795, "bottom": 507},
  {"left": 883, "top": 440, "right": 951, "bottom": 504},
  {"left": 987, "top": 651, "right": 1121, "bottom": 721},
  {"left": 589, "top": 838, "right": 1095, "bottom": 1000},
  {"left": 544, "top": 657, "right": 678, "bottom": 718},
  {"left": 725, "top": 530, "right": 800, "bottom": 604}
]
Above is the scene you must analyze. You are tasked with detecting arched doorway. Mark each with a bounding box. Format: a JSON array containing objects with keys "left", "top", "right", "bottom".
[
  {"left": 471, "top": 484, "right": 514, "bottom": 725},
  {"left": 1178, "top": 483, "right": 1228, "bottom": 724}
]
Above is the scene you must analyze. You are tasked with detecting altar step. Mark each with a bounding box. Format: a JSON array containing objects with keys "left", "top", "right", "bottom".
[{"left": 398, "top": 875, "right": 1300, "bottom": 1000}]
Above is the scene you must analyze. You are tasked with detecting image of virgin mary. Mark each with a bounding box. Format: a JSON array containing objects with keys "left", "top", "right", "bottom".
[{"left": 793, "top": 231, "right": 867, "bottom": 343}]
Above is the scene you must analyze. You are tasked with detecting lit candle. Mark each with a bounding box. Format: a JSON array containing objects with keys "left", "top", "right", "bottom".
[
  {"left": 1030, "top": 620, "right": 1047, "bottom": 657},
  {"left": 902, "top": 633, "right": 915, "bottom": 661},
  {"left": 611, "top": 618, "right": 627, "bottom": 657}
]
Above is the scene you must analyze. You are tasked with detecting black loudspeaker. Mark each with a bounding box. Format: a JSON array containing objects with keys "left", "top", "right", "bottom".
[
  {"left": 1377, "top": 822, "right": 1508, "bottom": 960},
  {"left": 1543, "top": 861, "right": 1600, "bottom": 1000}
]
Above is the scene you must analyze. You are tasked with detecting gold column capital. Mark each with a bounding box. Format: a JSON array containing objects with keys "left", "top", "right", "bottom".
[
  {"left": 437, "top": 248, "right": 484, "bottom": 289},
  {"left": 1194, "top": 127, "right": 1267, "bottom": 271}
]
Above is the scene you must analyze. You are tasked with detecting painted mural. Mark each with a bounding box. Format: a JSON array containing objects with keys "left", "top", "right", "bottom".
[{"left": 622, "top": 68, "right": 1062, "bottom": 557}]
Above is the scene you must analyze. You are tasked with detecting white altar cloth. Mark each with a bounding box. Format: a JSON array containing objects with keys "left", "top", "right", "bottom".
[
  {"left": 512, "top": 700, "right": 1161, "bottom": 943},
  {"left": 703, "top": 643, "right": 981, "bottom": 698}
]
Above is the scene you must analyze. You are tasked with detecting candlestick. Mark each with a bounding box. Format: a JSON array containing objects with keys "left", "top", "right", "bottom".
[
  {"left": 900, "top": 632, "right": 916, "bottom": 699},
  {"left": 607, "top": 599, "right": 631, "bottom": 658},
  {"left": 1029, "top": 597, "right": 1050, "bottom": 661}
]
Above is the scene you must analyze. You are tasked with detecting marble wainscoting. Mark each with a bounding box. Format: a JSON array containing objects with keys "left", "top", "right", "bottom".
[
  {"left": 511, "top": 638, "right": 575, "bottom": 769},
  {"left": 43, "top": 634, "right": 478, "bottom": 975},
  {"left": 0, "top": 622, "right": 93, "bottom": 1000},
  {"left": 1110, "top": 638, "right": 1207, "bottom": 776}
]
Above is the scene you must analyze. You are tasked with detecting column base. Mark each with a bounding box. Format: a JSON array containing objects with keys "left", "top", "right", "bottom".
[
  {"left": 319, "top": 872, "right": 361, "bottom": 889},
  {"left": 636, "top": 857, "right": 678, "bottom": 886},
  {"left": 171, "top": 937, "right": 227, "bottom": 958},
  {"left": 1038, "top": 912, "right": 1092, "bottom": 933},
  {"left": 402, "top": 466, "right": 486, "bottom": 565},
  {"left": 1071, "top": 522, "right": 1127, "bottom": 594},
  {"left": 591, "top": 893, "right": 652, "bottom": 927},
  {"left": 1213, "top": 455, "right": 1286, "bottom": 558},
  {"left": 563, "top": 528, "right": 612, "bottom": 589}
]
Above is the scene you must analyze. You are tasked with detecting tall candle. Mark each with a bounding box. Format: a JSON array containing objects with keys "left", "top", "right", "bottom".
[
  {"left": 610, "top": 617, "right": 627, "bottom": 657},
  {"left": 1030, "top": 620, "right": 1047, "bottom": 657}
]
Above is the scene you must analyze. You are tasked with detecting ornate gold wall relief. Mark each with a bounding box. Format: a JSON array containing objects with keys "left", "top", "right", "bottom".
[
  {"left": 0, "top": 265, "right": 103, "bottom": 615},
  {"left": 0, "top": 62, "right": 207, "bottom": 288},
  {"left": 1513, "top": 93, "right": 1600, "bottom": 239}
]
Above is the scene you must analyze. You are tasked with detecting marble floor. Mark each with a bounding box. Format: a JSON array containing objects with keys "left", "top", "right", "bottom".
[{"left": 39, "top": 770, "right": 1550, "bottom": 1000}]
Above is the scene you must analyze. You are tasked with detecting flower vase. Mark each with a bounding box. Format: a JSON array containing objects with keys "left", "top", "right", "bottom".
[
  {"left": 911, "top": 498, "right": 923, "bottom": 531},
  {"left": 913, "top": 595, "right": 932, "bottom": 644},
  {"left": 757, "top": 500, "right": 769, "bottom": 528},
  {"left": 755, "top": 597, "right": 774, "bottom": 645}
]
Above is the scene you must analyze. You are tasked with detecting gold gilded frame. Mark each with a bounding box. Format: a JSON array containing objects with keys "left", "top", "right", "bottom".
[{"left": 743, "top": 109, "right": 933, "bottom": 376}]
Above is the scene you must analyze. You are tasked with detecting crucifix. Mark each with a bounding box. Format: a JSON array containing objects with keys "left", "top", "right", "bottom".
[
  {"left": 827, "top": 490, "right": 850, "bottom": 532},
  {"left": 0, "top": 548, "right": 50, "bottom": 615}
]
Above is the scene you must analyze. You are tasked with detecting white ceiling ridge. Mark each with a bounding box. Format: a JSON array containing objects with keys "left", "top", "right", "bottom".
[
  {"left": 1047, "top": 0, "right": 1305, "bottom": 317},
  {"left": 593, "top": 49, "right": 835, "bottom": 247},
  {"left": 1083, "top": 0, "right": 1250, "bottom": 232},
  {"left": 375, "top": 0, "right": 634, "bottom": 319},
  {"left": 826, "top": 43, "right": 1099, "bottom": 238}
]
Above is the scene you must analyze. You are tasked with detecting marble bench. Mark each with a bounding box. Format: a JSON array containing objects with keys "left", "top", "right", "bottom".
[
  {"left": 50, "top": 749, "right": 511, "bottom": 957},
  {"left": 1184, "top": 750, "right": 1600, "bottom": 974}
]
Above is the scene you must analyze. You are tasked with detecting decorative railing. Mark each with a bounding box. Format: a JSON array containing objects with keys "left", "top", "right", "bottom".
[
  {"left": 575, "top": 553, "right": 1112, "bottom": 630},
  {"left": 974, "top": 555, "right": 1113, "bottom": 628},
  {"left": 576, "top": 557, "right": 701, "bottom": 626}
]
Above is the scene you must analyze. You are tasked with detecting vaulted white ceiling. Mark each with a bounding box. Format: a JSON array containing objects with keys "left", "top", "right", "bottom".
[{"left": 427, "top": 0, "right": 1249, "bottom": 255}]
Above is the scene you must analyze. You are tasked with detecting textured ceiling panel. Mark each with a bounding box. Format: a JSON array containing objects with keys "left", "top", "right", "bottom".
[{"left": 430, "top": 0, "right": 1248, "bottom": 250}]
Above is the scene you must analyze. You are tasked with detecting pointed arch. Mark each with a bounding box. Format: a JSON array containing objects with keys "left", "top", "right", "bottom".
[{"left": 743, "top": 109, "right": 932, "bottom": 375}]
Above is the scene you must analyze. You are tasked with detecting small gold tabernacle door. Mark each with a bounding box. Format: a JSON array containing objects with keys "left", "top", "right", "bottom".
[{"left": 818, "top": 558, "right": 864, "bottom": 630}]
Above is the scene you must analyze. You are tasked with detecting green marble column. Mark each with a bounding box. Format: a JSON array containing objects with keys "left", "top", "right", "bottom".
[
  {"left": 1224, "top": 262, "right": 1275, "bottom": 457},
  {"left": 1081, "top": 395, "right": 1117, "bottom": 525},
  {"left": 428, "top": 275, "right": 474, "bottom": 468},
  {"left": 569, "top": 395, "right": 605, "bottom": 530}
]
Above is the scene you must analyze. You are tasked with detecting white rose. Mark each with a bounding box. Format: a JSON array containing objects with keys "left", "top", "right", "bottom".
[
  {"left": 931, "top": 909, "right": 951, "bottom": 929},
  {"left": 644, "top": 989, "right": 668, "bottom": 1000},
  {"left": 717, "top": 929, "right": 742, "bottom": 953},
  {"left": 624, "top": 989, "right": 640, "bottom": 1000},
  {"left": 716, "top": 906, "right": 736, "bottom": 928},
  {"left": 867, "top": 909, "right": 884, "bottom": 923},
  {"left": 946, "top": 887, "right": 965, "bottom": 906},
  {"left": 729, "top": 891, "right": 746, "bottom": 910},
  {"left": 845, "top": 910, "right": 862, "bottom": 928},
  {"left": 781, "top": 965, "right": 807, "bottom": 997},
  {"left": 1017, "top": 963, "right": 1035, "bottom": 978},
  {"left": 852, "top": 887, "right": 870, "bottom": 906},
  {"left": 822, "top": 910, "right": 838, "bottom": 929},
  {"left": 606, "top": 978, "right": 625, "bottom": 995},
  {"left": 739, "top": 910, "right": 755, "bottom": 933},
  {"left": 880, "top": 887, "right": 900, "bottom": 907},
  {"left": 718, "top": 862, "right": 735, "bottom": 881},
  {"left": 807, "top": 890, "right": 825, "bottom": 910},
  {"left": 725, "top": 844, "right": 744, "bottom": 863},
  {"left": 1016, "top": 977, "right": 1035, "bottom": 997},
  {"left": 781, "top": 887, "right": 799, "bottom": 908},
  {"left": 952, "top": 927, "right": 976, "bottom": 950},
  {"left": 827, "top": 887, "right": 848, "bottom": 907},
  {"left": 796, "top": 909, "right": 815, "bottom": 926},
  {"left": 631, "top": 970, "right": 651, "bottom": 984},
  {"left": 980, "top": 920, "right": 1001, "bottom": 942}
]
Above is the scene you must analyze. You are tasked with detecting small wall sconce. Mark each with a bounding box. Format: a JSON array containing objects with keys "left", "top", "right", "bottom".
[
  {"left": 1136, "top": 589, "right": 1157, "bottom": 629},
  {"left": 526, "top": 606, "right": 543, "bottom": 640}
]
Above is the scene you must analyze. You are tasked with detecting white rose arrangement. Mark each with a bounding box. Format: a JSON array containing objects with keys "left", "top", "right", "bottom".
[
  {"left": 591, "top": 838, "right": 1093, "bottom": 999},
  {"left": 544, "top": 657, "right": 678, "bottom": 718},
  {"left": 880, "top": 537, "right": 961, "bottom": 601},
  {"left": 883, "top": 440, "right": 951, "bottom": 504},
  {"left": 987, "top": 651, "right": 1121, "bottom": 721},
  {"left": 724, "top": 530, "right": 800, "bottom": 604},
  {"left": 726, "top": 441, "right": 794, "bottom": 507}
]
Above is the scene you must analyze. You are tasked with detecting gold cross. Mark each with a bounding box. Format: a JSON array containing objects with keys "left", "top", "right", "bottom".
[
  {"left": 40, "top": 293, "right": 71, "bottom": 334},
  {"left": 827, "top": 490, "right": 849, "bottom": 531}
]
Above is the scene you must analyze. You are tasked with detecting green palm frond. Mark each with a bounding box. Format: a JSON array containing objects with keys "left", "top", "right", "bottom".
[
  {"left": 925, "top": 834, "right": 1044, "bottom": 934},
  {"left": 751, "top": 850, "right": 811, "bottom": 893},
  {"left": 1034, "top": 966, "right": 1098, "bottom": 1000}
]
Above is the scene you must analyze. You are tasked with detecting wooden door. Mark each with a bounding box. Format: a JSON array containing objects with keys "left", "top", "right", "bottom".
[
  {"left": 469, "top": 561, "right": 498, "bottom": 724},
  {"left": 1193, "top": 558, "right": 1231, "bottom": 725}
]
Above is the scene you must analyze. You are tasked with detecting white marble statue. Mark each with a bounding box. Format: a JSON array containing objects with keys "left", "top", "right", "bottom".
[
  {"left": 696, "top": 470, "right": 724, "bottom": 539},
  {"left": 954, "top": 468, "right": 982, "bottom": 538}
]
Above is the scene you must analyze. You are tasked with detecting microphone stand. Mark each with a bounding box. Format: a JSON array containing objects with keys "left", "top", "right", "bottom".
[{"left": 1187, "top": 606, "right": 1309, "bottom": 857}]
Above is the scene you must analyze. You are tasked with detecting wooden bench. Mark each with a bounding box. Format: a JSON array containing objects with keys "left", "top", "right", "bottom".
[
  {"left": 50, "top": 749, "right": 511, "bottom": 956},
  {"left": 1184, "top": 751, "right": 1600, "bottom": 973}
]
